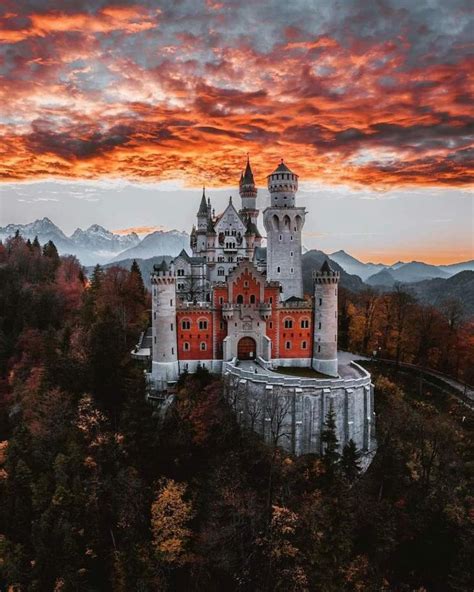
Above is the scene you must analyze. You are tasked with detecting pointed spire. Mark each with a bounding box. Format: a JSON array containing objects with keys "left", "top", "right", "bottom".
[
  {"left": 242, "top": 154, "right": 255, "bottom": 184},
  {"left": 198, "top": 187, "right": 208, "bottom": 216},
  {"left": 229, "top": 195, "right": 232, "bottom": 204}
]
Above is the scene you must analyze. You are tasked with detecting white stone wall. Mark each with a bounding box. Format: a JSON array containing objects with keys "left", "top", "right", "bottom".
[{"left": 223, "top": 362, "right": 376, "bottom": 460}]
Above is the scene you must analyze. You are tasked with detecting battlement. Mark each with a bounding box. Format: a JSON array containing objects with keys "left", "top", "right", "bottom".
[{"left": 313, "top": 270, "right": 340, "bottom": 284}]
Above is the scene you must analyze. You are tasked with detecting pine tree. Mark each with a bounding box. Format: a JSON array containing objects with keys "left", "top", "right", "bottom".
[
  {"left": 341, "top": 439, "right": 361, "bottom": 481},
  {"left": 130, "top": 260, "right": 145, "bottom": 296},
  {"left": 42, "top": 240, "right": 59, "bottom": 261},
  {"left": 321, "top": 404, "right": 340, "bottom": 473},
  {"left": 32, "top": 236, "right": 41, "bottom": 252}
]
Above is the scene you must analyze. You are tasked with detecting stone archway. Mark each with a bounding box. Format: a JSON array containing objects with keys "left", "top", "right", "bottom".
[{"left": 237, "top": 336, "right": 256, "bottom": 360}]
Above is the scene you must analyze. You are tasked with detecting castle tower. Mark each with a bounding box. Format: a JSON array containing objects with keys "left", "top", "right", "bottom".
[
  {"left": 151, "top": 260, "right": 179, "bottom": 391},
  {"left": 263, "top": 160, "right": 305, "bottom": 300},
  {"left": 239, "top": 156, "right": 258, "bottom": 225},
  {"left": 195, "top": 187, "right": 209, "bottom": 253},
  {"left": 312, "top": 260, "right": 340, "bottom": 377}
]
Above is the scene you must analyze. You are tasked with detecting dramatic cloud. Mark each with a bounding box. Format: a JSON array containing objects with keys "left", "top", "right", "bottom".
[{"left": 0, "top": 0, "right": 472, "bottom": 187}]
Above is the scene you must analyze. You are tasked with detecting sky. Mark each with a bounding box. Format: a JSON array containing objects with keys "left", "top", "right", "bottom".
[{"left": 0, "top": 0, "right": 472, "bottom": 264}]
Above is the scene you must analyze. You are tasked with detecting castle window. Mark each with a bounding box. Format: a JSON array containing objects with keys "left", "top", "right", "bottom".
[
  {"left": 236, "top": 294, "right": 244, "bottom": 304},
  {"left": 285, "top": 341, "right": 291, "bottom": 350},
  {"left": 290, "top": 251, "right": 293, "bottom": 257},
  {"left": 268, "top": 321, "right": 273, "bottom": 329},
  {"left": 177, "top": 269, "right": 185, "bottom": 276},
  {"left": 200, "top": 342, "right": 207, "bottom": 351},
  {"left": 290, "top": 235, "right": 293, "bottom": 241},
  {"left": 170, "top": 323, "right": 174, "bottom": 331},
  {"left": 182, "top": 320, "right": 191, "bottom": 330},
  {"left": 301, "top": 319, "right": 309, "bottom": 328},
  {"left": 279, "top": 235, "right": 282, "bottom": 241},
  {"left": 244, "top": 280, "right": 249, "bottom": 287},
  {"left": 171, "top": 347, "right": 174, "bottom": 355},
  {"left": 319, "top": 322, "right": 322, "bottom": 329},
  {"left": 154, "top": 336, "right": 156, "bottom": 344},
  {"left": 277, "top": 266, "right": 281, "bottom": 273},
  {"left": 220, "top": 321, "right": 225, "bottom": 330},
  {"left": 319, "top": 298, "right": 322, "bottom": 306},
  {"left": 170, "top": 299, "right": 173, "bottom": 306},
  {"left": 318, "top": 345, "right": 321, "bottom": 353},
  {"left": 217, "top": 267, "right": 225, "bottom": 276},
  {"left": 154, "top": 312, "right": 156, "bottom": 320},
  {"left": 198, "top": 319, "right": 208, "bottom": 330},
  {"left": 183, "top": 342, "right": 190, "bottom": 351},
  {"left": 290, "top": 268, "right": 294, "bottom": 273},
  {"left": 269, "top": 297, "right": 273, "bottom": 304},
  {"left": 284, "top": 319, "right": 293, "bottom": 329},
  {"left": 302, "top": 341, "right": 307, "bottom": 349},
  {"left": 219, "top": 296, "right": 224, "bottom": 304},
  {"left": 250, "top": 294, "right": 256, "bottom": 304}
]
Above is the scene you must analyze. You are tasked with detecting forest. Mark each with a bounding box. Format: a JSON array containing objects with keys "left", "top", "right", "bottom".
[{"left": 0, "top": 234, "right": 473, "bottom": 591}]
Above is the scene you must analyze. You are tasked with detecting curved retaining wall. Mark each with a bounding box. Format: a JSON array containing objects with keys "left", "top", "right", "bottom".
[{"left": 223, "top": 361, "right": 376, "bottom": 461}]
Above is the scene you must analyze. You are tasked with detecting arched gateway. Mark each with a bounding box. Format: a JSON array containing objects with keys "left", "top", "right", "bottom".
[{"left": 237, "top": 337, "right": 256, "bottom": 360}]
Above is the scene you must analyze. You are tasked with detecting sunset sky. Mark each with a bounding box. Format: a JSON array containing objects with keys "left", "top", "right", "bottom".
[{"left": 0, "top": 0, "right": 472, "bottom": 263}]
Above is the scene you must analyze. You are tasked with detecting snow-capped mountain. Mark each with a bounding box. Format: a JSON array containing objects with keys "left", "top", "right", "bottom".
[
  {"left": 0, "top": 218, "right": 189, "bottom": 266},
  {"left": 71, "top": 224, "right": 140, "bottom": 260}
]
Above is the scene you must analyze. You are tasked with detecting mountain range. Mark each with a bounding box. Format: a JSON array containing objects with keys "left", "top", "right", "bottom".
[
  {"left": 0, "top": 218, "right": 189, "bottom": 266},
  {"left": 329, "top": 249, "right": 473, "bottom": 284}
]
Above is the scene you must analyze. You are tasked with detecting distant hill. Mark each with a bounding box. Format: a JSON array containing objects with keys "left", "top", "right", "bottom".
[
  {"left": 112, "top": 230, "right": 189, "bottom": 261},
  {"left": 366, "top": 268, "right": 396, "bottom": 287},
  {"left": 328, "top": 250, "right": 385, "bottom": 281},
  {"left": 407, "top": 271, "right": 474, "bottom": 318},
  {"left": 439, "top": 259, "right": 474, "bottom": 275},
  {"left": 302, "top": 250, "right": 365, "bottom": 294},
  {"left": 366, "top": 261, "right": 450, "bottom": 285}
]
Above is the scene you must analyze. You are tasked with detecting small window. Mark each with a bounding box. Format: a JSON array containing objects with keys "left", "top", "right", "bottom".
[
  {"left": 154, "top": 312, "right": 156, "bottom": 320},
  {"left": 301, "top": 319, "right": 309, "bottom": 328},
  {"left": 284, "top": 319, "right": 293, "bottom": 329},
  {"left": 290, "top": 235, "right": 293, "bottom": 241},
  {"left": 198, "top": 320, "right": 208, "bottom": 330},
  {"left": 218, "top": 267, "right": 225, "bottom": 276},
  {"left": 319, "top": 298, "right": 322, "bottom": 306},
  {"left": 154, "top": 336, "right": 156, "bottom": 344},
  {"left": 290, "top": 251, "right": 293, "bottom": 257},
  {"left": 220, "top": 321, "right": 225, "bottom": 330},
  {"left": 279, "top": 235, "right": 282, "bottom": 241},
  {"left": 250, "top": 294, "right": 256, "bottom": 304},
  {"left": 318, "top": 322, "right": 322, "bottom": 330},
  {"left": 200, "top": 342, "right": 207, "bottom": 351},
  {"left": 183, "top": 342, "right": 190, "bottom": 351},
  {"left": 318, "top": 345, "right": 321, "bottom": 353},
  {"left": 244, "top": 280, "right": 249, "bottom": 287},
  {"left": 219, "top": 296, "right": 224, "bottom": 304},
  {"left": 269, "top": 321, "right": 273, "bottom": 329},
  {"left": 302, "top": 341, "right": 307, "bottom": 350},
  {"left": 277, "top": 266, "right": 281, "bottom": 273},
  {"left": 170, "top": 323, "right": 174, "bottom": 331},
  {"left": 290, "top": 268, "right": 294, "bottom": 273},
  {"left": 182, "top": 320, "right": 191, "bottom": 330},
  {"left": 236, "top": 294, "right": 244, "bottom": 304},
  {"left": 171, "top": 347, "right": 174, "bottom": 355},
  {"left": 269, "top": 297, "right": 273, "bottom": 304},
  {"left": 285, "top": 341, "right": 291, "bottom": 350},
  {"left": 170, "top": 299, "right": 173, "bottom": 306}
]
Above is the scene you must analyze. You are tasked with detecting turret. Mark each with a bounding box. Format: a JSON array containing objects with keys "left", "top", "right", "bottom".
[
  {"left": 151, "top": 260, "right": 179, "bottom": 390},
  {"left": 312, "top": 260, "right": 340, "bottom": 377},
  {"left": 239, "top": 156, "right": 258, "bottom": 225},
  {"left": 263, "top": 160, "right": 305, "bottom": 300}
]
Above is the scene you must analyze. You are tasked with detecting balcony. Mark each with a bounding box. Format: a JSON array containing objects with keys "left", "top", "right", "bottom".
[{"left": 259, "top": 303, "right": 272, "bottom": 320}]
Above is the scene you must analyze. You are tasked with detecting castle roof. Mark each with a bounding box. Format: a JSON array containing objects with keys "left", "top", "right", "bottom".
[
  {"left": 197, "top": 188, "right": 208, "bottom": 216},
  {"left": 207, "top": 218, "right": 216, "bottom": 234},
  {"left": 268, "top": 159, "right": 295, "bottom": 176},
  {"left": 154, "top": 259, "right": 169, "bottom": 272},
  {"left": 241, "top": 156, "right": 255, "bottom": 185},
  {"left": 245, "top": 218, "right": 261, "bottom": 237},
  {"left": 321, "top": 259, "right": 333, "bottom": 273}
]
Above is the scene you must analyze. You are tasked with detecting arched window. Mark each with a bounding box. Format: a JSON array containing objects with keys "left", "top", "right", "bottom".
[
  {"left": 301, "top": 340, "right": 307, "bottom": 349},
  {"left": 300, "top": 318, "right": 309, "bottom": 329},
  {"left": 250, "top": 294, "right": 256, "bottom": 304},
  {"left": 181, "top": 319, "right": 191, "bottom": 330},
  {"left": 236, "top": 294, "right": 244, "bottom": 304},
  {"left": 285, "top": 341, "right": 291, "bottom": 350},
  {"left": 283, "top": 215, "right": 291, "bottom": 228},
  {"left": 217, "top": 267, "right": 225, "bottom": 276},
  {"left": 183, "top": 342, "right": 190, "bottom": 351},
  {"left": 198, "top": 319, "right": 208, "bottom": 330},
  {"left": 284, "top": 318, "right": 293, "bottom": 329},
  {"left": 200, "top": 342, "right": 207, "bottom": 351}
]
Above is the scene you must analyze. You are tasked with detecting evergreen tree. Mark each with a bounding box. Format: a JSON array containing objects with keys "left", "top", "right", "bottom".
[
  {"left": 321, "top": 405, "right": 340, "bottom": 475},
  {"left": 32, "top": 236, "right": 41, "bottom": 253},
  {"left": 130, "top": 260, "right": 145, "bottom": 296},
  {"left": 42, "top": 240, "right": 59, "bottom": 261},
  {"left": 341, "top": 439, "right": 361, "bottom": 481}
]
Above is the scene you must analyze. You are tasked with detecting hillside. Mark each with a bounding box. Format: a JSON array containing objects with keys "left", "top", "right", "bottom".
[
  {"left": 408, "top": 270, "right": 474, "bottom": 317},
  {"left": 366, "top": 268, "right": 396, "bottom": 287},
  {"left": 328, "top": 250, "right": 385, "bottom": 280},
  {"left": 86, "top": 255, "right": 173, "bottom": 288}
]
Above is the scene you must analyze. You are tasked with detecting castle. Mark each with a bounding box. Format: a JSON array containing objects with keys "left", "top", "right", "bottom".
[{"left": 141, "top": 159, "right": 376, "bottom": 458}]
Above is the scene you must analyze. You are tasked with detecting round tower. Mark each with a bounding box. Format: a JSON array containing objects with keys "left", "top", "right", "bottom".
[
  {"left": 196, "top": 187, "right": 209, "bottom": 253},
  {"left": 263, "top": 160, "right": 305, "bottom": 301},
  {"left": 151, "top": 260, "right": 179, "bottom": 391},
  {"left": 312, "top": 260, "right": 340, "bottom": 377}
]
